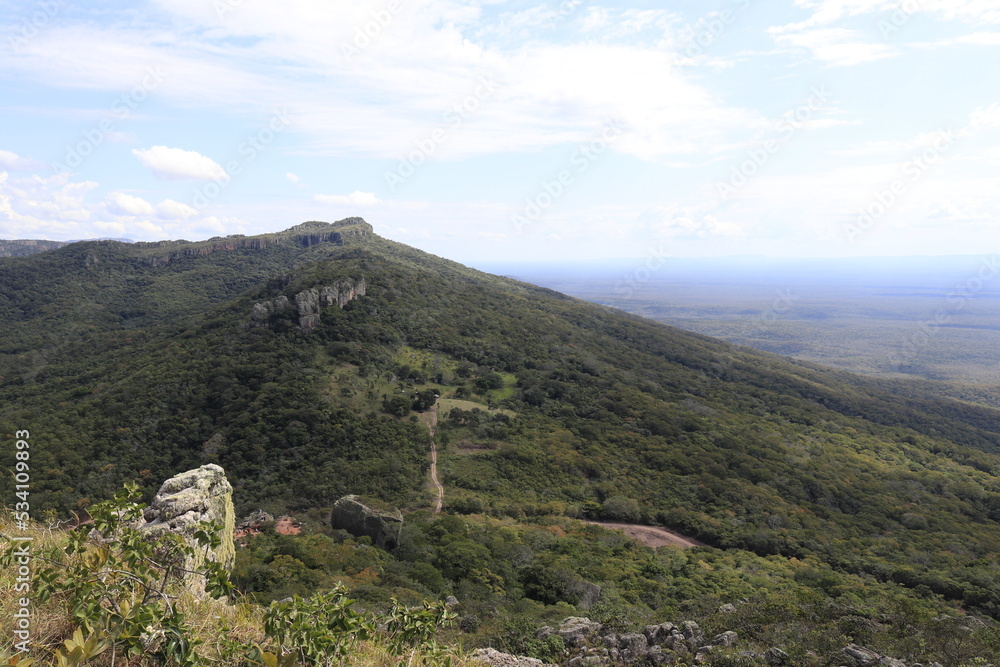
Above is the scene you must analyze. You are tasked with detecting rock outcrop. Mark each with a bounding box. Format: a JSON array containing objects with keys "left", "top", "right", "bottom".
[
  {"left": 472, "top": 648, "right": 555, "bottom": 667},
  {"left": 537, "top": 617, "right": 735, "bottom": 666},
  {"left": 528, "top": 620, "right": 952, "bottom": 667},
  {"left": 139, "top": 464, "right": 236, "bottom": 595},
  {"left": 330, "top": 495, "right": 403, "bottom": 549},
  {"left": 143, "top": 218, "right": 371, "bottom": 266},
  {"left": 294, "top": 278, "right": 367, "bottom": 331},
  {"left": 248, "top": 278, "right": 366, "bottom": 331}
]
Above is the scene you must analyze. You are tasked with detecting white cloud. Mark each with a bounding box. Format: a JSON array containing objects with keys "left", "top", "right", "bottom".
[
  {"left": 0, "top": 172, "right": 97, "bottom": 239},
  {"left": 286, "top": 172, "right": 300, "bottom": 183},
  {"left": 106, "top": 192, "right": 156, "bottom": 216},
  {"left": 778, "top": 0, "right": 1000, "bottom": 32},
  {"left": 314, "top": 191, "right": 381, "bottom": 206},
  {"left": 132, "top": 146, "right": 227, "bottom": 181},
  {"left": 0, "top": 149, "right": 46, "bottom": 172},
  {"left": 0, "top": 4, "right": 757, "bottom": 163},
  {"left": 772, "top": 28, "right": 895, "bottom": 65},
  {"left": 157, "top": 199, "right": 199, "bottom": 219}
]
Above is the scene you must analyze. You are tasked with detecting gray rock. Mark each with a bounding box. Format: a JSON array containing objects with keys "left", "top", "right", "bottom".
[
  {"left": 445, "top": 595, "right": 460, "bottom": 608},
  {"left": 618, "top": 633, "right": 647, "bottom": 662},
  {"left": 764, "top": 647, "right": 790, "bottom": 665},
  {"left": 555, "top": 617, "right": 603, "bottom": 648},
  {"left": 681, "top": 620, "right": 704, "bottom": 644},
  {"left": 644, "top": 622, "right": 676, "bottom": 645},
  {"left": 646, "top": 645, "right": 673, "bottom": 665},
  {"left": 566, "top": 657, "right": 604, "bottom": 667},
  {"left": 330, "top": 495, "right": 402, "bottom": 549},
  {"left": 879, "top": 658, "right": 906, "bottom": 667},
  {"left": 712, "top": 631, "right": 738, "bottom": 647},
  {"left": 471, "top": 648, "right": 554, "bottom": 667},
  {"left": 250, "top": 278, "right": 365, "bottom": 331},
  {"left": 843, "top": 644, "right": 881, "bottom": 667},
  {"left": 139, "top": 464, "right": 235, "bottom": 596},
  {"left": 718, "top": 603, "right": 736, "bottom": 613},
  {"left": 296, "top": 288, "right": 321, "bottom": 330}
]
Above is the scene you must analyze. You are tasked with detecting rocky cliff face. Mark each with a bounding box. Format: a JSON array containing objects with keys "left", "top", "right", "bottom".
[
  {"left": 330, "top": 495, "right": 403, "bottom": 549},
  {"left": 139, "top": 464, "right": 236, "bottom": 596},
  {"left": 143, "top": 219, "right": 371, "bottom": 266},
  {"left": 249, "top": 277, "right": 366, "bottom": 331}
]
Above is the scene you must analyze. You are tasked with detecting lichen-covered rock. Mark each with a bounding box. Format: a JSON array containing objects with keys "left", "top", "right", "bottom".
[
  {"left": 680, "top": 621, "right": 704, "bottom": 645},
  {"left": 471, "top": 648, "right": 555, "bottom": 666},
  {"left": 618, "top": 633, "right": 648, "bottom": 662},
  {"left": 540, "top": 617, "right": 603, "bottom": 648},
  {"left": 330, "top": 494, "right": 403, "bottom": 549},
  {"left": 644, "top": 622, "right": 676, "bottom": 646},
  {"left": 712, "top": 631, "right": 738, "bottom": 647},
  {"left": 843, "top": 644, "right": 881, "bottom": 666},
  {"left": 139, "top": 464, "right": 235, "bottom": 596}
]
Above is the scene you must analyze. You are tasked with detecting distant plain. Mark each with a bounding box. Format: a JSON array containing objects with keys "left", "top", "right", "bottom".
[{"left": 478, "top": 255, "right": 1000, "bottom": 400}]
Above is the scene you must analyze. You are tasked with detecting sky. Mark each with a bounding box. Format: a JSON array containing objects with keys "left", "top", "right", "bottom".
[{"left": 1, "top": 0, "right": 998, "bottom": 263}]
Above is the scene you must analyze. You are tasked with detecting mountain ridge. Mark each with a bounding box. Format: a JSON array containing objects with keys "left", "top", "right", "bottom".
[{"left": 3, "top": 219, "right": 1000, "bottom": 623}]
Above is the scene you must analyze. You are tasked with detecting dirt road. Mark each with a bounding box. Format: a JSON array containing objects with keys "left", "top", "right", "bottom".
[
  {"left": 428, "top": 403, "right": 444, "bottom": 514},
  {"left": 583, "top": 520, "right": 705, "bottom": 549}
]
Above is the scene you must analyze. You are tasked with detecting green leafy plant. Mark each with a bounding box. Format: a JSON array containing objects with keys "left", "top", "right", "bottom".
[
  {"left": 262, "top": 585, "right": 373, "bottom": 666},
  {"left": 383, "top": 597, "right": 457, "bottom": 666},
  {"left": 3, "top": 482, "right": 233, "bottom": 666}
]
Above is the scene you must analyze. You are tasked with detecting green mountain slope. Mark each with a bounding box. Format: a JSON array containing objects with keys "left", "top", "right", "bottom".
[{"left": 3, "top": 219, "right": 1000, "bottom": 621}]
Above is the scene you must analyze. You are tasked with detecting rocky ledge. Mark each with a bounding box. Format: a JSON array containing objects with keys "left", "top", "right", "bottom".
[{"left": 473, "top": 616, "right": 957, "bottom": 667}]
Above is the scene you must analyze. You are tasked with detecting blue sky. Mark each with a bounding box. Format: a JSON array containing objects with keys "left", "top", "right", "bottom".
[{"left": 1, "top": 0, "right": 998, "bottom": 262}]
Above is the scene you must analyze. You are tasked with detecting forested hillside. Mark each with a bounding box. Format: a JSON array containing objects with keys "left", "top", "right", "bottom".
[{"left": 2, "top": 219, "right": 1000, "bottom": 663}]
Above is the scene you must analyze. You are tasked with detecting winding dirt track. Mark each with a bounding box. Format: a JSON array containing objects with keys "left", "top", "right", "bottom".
[
  {"left": 582, "top": 520, "right": 706, "bottom": 549},
  {"left": 428, "top": 403, "right": 444, "bottom": 514}
]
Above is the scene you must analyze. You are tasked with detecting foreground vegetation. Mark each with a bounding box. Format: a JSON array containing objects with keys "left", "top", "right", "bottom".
[{"left": 3, "top": 492, "right": 999, "bottom": 665}]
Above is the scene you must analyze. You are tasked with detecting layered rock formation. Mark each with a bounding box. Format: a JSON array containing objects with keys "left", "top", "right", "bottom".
[
  {"left": 143, "top": 218, "right": 371, "bottom": 266},
  {"left": 248, "top": 277, "right": 366, "bottom": 331},
  {"left": 330, "top": 495, "right": 403, "bottom": 549}
]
